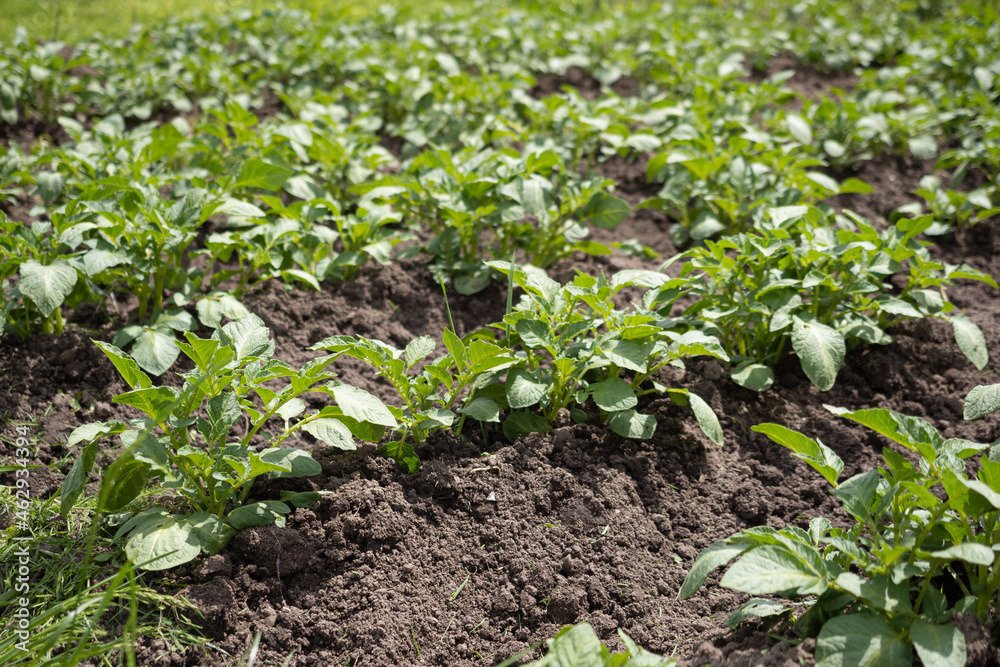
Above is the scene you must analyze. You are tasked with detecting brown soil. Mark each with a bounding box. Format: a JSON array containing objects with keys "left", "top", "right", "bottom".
[
  {"left": 745, "top": 52, "right": 857, "bottom": 101},
  {"left": 2, "top": 61, "right": 1000, "bottom": 667},
  {"left": 529, "top": 66, "right": 636, "bottom": 100},
  {"left": 826, "top": 153, "right": 938, "bottom": 223}
]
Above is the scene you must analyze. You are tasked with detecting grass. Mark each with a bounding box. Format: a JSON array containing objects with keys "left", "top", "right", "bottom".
[
  {"left": 0, "top": 489, "right": 204, "bottom": 665},
  {"left": 0, "top": 0, "right": 697, "bottom": 45},
  {"left": 0, "top": 0, "right": 473, "bottom": 44}
]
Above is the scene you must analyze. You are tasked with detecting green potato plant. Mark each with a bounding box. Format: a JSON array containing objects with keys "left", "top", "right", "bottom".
[
  {"left": 641, "top": 116, "right": 871, "bottom": 244},
  {"left": 669, "top": 205, "right": 995, "bottom": 392},
  {"left": 681, "top": 383, "right": 1000, "bottom": 667},
  {"left": 1, "top": 213, "right": 82, "bottom": 337},
  {"left": 309, "top": 330, "right": 518, "bottom": 473},
  {"left": 488, "top": 262, "right": 728, "bottom": 444},
  {"left": 511, "top": 622, "right": 674, "bottom": 667},
  {"left": 59, "top": 314, "right": 392, "bottom": 570},
  {"left": 395, "top": 147, "right": 631, "bottom": 294},
  {"left": 905, "top": 174, "right": 998, "bottom": 234}
]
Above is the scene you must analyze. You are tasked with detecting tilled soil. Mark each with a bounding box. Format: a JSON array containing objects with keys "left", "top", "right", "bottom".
[{"left": 3, "top": 68, "right": 1000, "bottom": 667}]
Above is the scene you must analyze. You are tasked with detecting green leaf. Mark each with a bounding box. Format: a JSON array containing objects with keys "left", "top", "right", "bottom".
[
  {"left": 283, "top": 174, "right": 325, "bottom": 200},
  {"left": 259, "top": 448, "right": 322, "bottom": 478},
  {"left": 235, "top": 158, "right": 294, "bottom": 191},
  {"left": 833, "top": 470, "right": 881, "bottom": 523},
  {"left": 418, "top": 408, "right": 455, "bottom": 428},
  {"left": 35, "top": 171, "right": 64, "bottom": 203},
  {"left": 461, "top": 397, "right": 500, "bottom": 422},
  {"left": 505, "top": 368, "right": 549, "bottom": 409},
  {"left": 186, "top": 512, "right": 234, "bottom": 556},
  {"left": 442, "top": 328, "right": 468, "bottom": 370},
  {"left": 834, "top": 573, "right": 910, "bottom": 614},
  {"left": 537, "top": 623, "right": 605, "bottom": 667},
  {"left": 125, "top": 513, "right": 201, "bottom": 571},
  {"left": 688, "top": 392, "right": 723, "bottom": 446},
  {"left": 129, "top": 328, "right": 181, "bottom": 376},
  {"left": 720, "top": 545, "right": 827, "bottom": 596},
  {"left": 19, "top": 259, "right": 77, "bottom": 317},
  {"left": 792, "top": 318, "right": 846, "bottom": 391},
  {"left": 815, "top": 613, "right": 912, "bottom": 667},
  {"left": 66, "top": 421, "right": 125, "bottom": 447},
  {"left": 601, "top": 339, "right": 646, "bottom": 373},
  {"left": 585, "top": 192, "right": 631, "bottom": 230},
  {"left": 60, "top": 440, "right": 99, "bottom": 518},
  {"left": 281, "top": 269, "right": 321, "bottom": 291},
  {"left": 928, "top": 543, "right": 994, "bottom": 565},
  {"left": 205, "top": 392, "right": 240, "bottom": 443},
  {"left": 767, "top": 205, "right": 809, "bottom": 227},
  {"left": 404, "top": 336, "right": 436, "bottom": 368},
  {"left": 275, "top": 398, "right": 306, "bottom": 422},
  {"left": 502, "top": 411, "right": 550, "bottom": 441},
  {"left": 752, "top": 423, "right": 842, "bottom": 486},
  {"left": 730, "top": 362, "right": 774, "bottom": 392},
  {"left": 725, "top": 599, "right": 790, "bottom": 629},
  {"left": 951, "top": 315, "right": 988, "bottom": 370},
  {"left": 113, "top": 386, "right": 179, "bottom": 423},
  {"left": 196, "top": 293, "right": 250, "bottom": 328},
  {"left": 102, "top": 454, "right": 150, "bottom": 512},
  {"left": 216, "top": 198, "right": 266, "bottom": 218},
  {"left": 302, "top": 418, "right": 356, "bottom": 450},
  {"left": 590, "top": 377, "right": 638, "bottom": 412},
  {"left": 824, "top": 406, "right": 940, "bottom": 461},
  {"left": 220, "top": 314, "right": 274, "bottom": 361},
  {"left": 679, "top": 541, "right": 752, "bottom": 599},
  {"left": 93, "top": 340, "right": 152, "bottom": 389},
  {"left": 964, "top": 384, "right": 1000, "bottom": 420},
  {"left": 607, "top": 409, "right": 656, "bottom": 439},
  {"left": 500, "top": 175, "right": 551, "bottom": 217},
  {"left": 515, "top": 319, "right": 554, "bottom": 349},
  {"left": 333, "top": 385, "right": 397, "bottom": 427},
  {"left": 787, "top": 114, "right": 813, "bottom": 145},
  {"left": 228, "top": 501, "right": 291, "bottom": 530},
  {"left": 82, "top": 248, "right": 129, "bottom": 276},
  {"left": 909, "top": 620, "right": 966, "bottom": 667},
  {"left": 178, "top": 334, "right": 221, "bottom": 371},
  {"left": 279, "top": 490, "right": 324, "bottom": 508},
  {"left": 909, "top": 135, "right": 937, "bottom": 160},
  {"left": 376, "top": 440, "right": 420, "bottom": 474}
]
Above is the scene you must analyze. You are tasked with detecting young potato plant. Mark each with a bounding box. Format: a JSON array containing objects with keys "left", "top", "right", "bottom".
[
  {"left": 395, "top": 147, "right": 631, "bottom": 294},
  {"left": 641, "top": 117, "right": 871, "bottom": 244},
  {"left": 59, "top": 314, "right": 392, "bottom": 570},
  {"left": 681, "top": 384, "right": 1000, "bottom": 667},
  {"left": 512, "top": 622, "right": 673, "bottom": 667},
  {"left": 488, "top": 263, "right": 728, "bottom": 444},
  {"left": 669, "top": 205, "right": 995, "bottom": 392},
  {"left": 902, "top": 174, "right": 998, "bottom": 235},
  {"left": 309, "top": 331, "right": 518, "bottom": 472},
  {"left": 0, "top": 213, "right": 84, "bottom": 337}
]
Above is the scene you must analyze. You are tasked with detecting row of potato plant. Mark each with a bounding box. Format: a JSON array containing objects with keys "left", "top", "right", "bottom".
[{"left": 679, "top": 381, "right": 1000, "bottom": 667}]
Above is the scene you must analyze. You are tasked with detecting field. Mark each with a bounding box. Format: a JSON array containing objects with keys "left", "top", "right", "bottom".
[{"left": 2, "top": 1, "right": 1000, "bottom": 665}]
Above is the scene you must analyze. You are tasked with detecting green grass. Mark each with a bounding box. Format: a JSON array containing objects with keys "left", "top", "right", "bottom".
[{"left": 0, "top": 0, "right": 467, "bottom": 44}]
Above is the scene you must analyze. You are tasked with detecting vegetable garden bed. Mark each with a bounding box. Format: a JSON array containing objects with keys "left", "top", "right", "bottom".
[{"left": 2, "top": 2, "right": 1000, "bottom": 666}]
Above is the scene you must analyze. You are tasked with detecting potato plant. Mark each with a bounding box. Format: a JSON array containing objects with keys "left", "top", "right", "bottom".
[
  {"left": 668, "top": 205, "right": 996, "bottom": 392},
  {"left": 309, "top": 331, "right": 518, "bottom": 473},
  {"left": 59, "top": 315, "right": 392, "bottom": 570},
  {"left": 681, "top": 383, "right": 1000, "bottom": 667},
  {"left": 487, "top": 263, "right": 727, "bottom": 444},
  {"left": 514, "top": 623, "right": 673, "bottom": 667}
]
